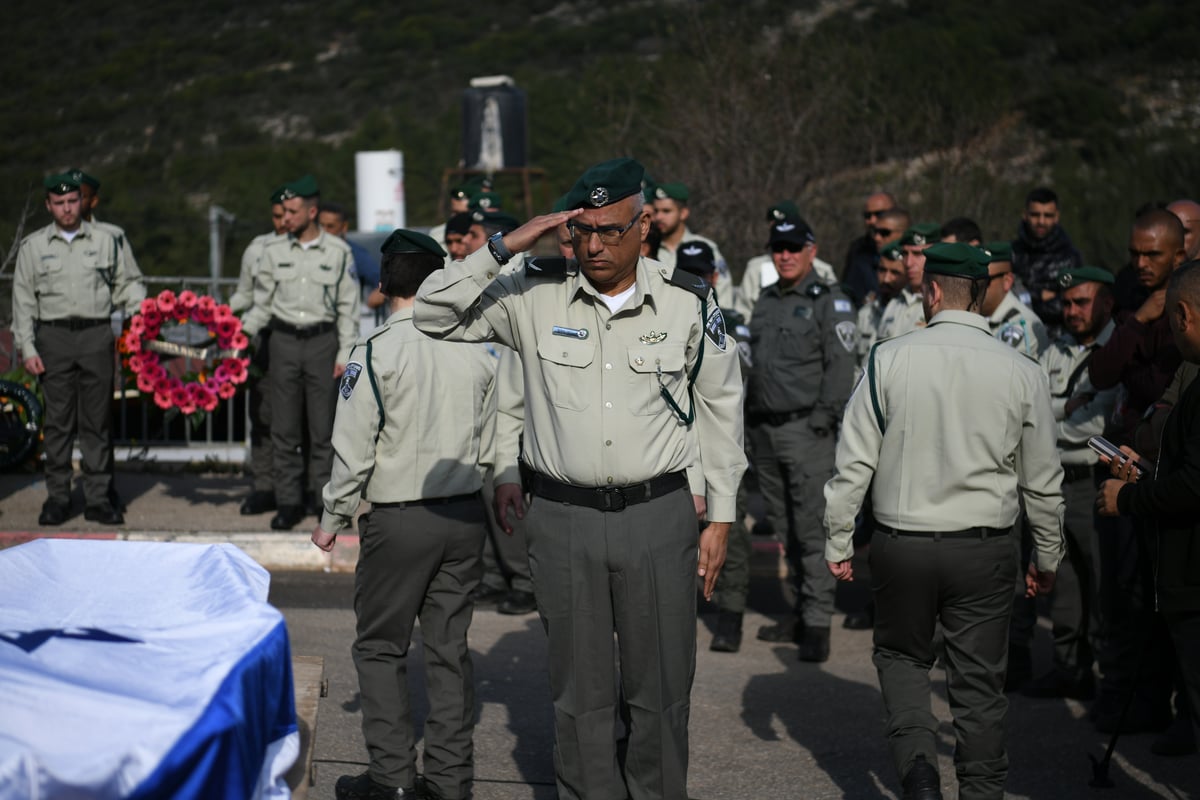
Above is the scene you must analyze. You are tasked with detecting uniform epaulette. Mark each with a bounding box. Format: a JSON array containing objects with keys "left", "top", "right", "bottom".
[
  {"left": 667, "top": 267, "right": 711, "bottom": 300},
  {"left": 522, "top": 257, "right": 572, "bottom": 278},
  {"left": 805, "top": 283, "right": 831, "bottom": 299}
]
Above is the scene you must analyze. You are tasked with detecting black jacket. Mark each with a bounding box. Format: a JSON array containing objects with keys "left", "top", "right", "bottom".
[
  {"left": 1118, "top": 373, "right": 1200, "bottom": 613},
  {"left": 1011, "top": 222, "right": 1083, "bottom": 328}
]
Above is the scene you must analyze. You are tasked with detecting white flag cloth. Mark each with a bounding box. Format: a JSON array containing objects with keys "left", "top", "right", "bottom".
[{"left": 0, "top": 540, "right": 298, "bottom": 799}]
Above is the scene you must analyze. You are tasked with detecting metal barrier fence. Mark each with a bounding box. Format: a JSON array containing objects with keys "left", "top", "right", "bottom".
[{"left": 1, "top": 275, "right": 251, "bottom": 455}]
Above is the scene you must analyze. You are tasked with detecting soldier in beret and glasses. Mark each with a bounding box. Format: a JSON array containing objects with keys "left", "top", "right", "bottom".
[
  {"left": 314, "top": 229, "right": 497, "bottom": 800},
  {"left": 415, "top": 157, "right": 746, "bottom": 800},
  {"left": 11, "top": 174, "right": 145, "bottom": 526},
  {"left": 825, "top": 242, "right": 1064, "bottom": 800}
]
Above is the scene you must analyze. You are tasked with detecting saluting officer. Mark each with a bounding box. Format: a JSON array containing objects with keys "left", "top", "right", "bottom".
[
  {"left": 230, "top": 185, "right": 287, "bottom": 517},
  {"left": 747, "top": 217, "right": 857, "bottom": 662},
  {"left": 415, "top": 158, "right": 746, "bottom": 800},
  {"left": 824, "top": 242, "right": 1065, "bottom": 800},
  {"left": 241, "top": 174, "right": 360, "bottom": 530},
  {"left": 313, "top": 229, "right": 496, "bottom": 800},
  {"left": 11, "top": 174, "right": 145, "bottom": 525}
]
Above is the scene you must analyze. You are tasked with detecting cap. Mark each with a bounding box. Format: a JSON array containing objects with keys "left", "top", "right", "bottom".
[
  {"left": 469, "top": 191, "right": 503, "bottom": 211},
  {"left": 280, "top": 174, "right": 320, "bottom": 200},
  {"left": 899, "top": 223, "right": 942, "bottom": 248},
  {"left": 1058, "top": 266, "right": 1115, "bottom": 289},
  {"left": 269, "top": 185, "right": 287, "bottom": 205},
  {"left": 563, "top": 158, "right": 646, "bottom": 210},
  {"left": 766, "top": 200, "right": 801, "bottom": 223},
  {"left": 921, "top": 242, "right": 990, "bottom": 279},
  {"left": 767, "top": 219, "right": 816, "bottom": 247},
  {"left": 449, "top": 184, "right": 470, "bottom": 200},
  {"left": 879, "top": 241, "right": 904, "bottom": 261},
  {"left": 653, "top": 182, "right": 689, "bottom": 203},
  {"left": 676, "top": 241, "right": 716, "bottom": 276},
  {"left": 982, "top": 240, "right": 1013, "bottom": 263},
  {"left": 380, "top": 228, "right": 446, "bottom": 257},
  {"left": 43, "top": 174, "right": 80, "bottom": 195},
  {"left": 66, "top": 168, "right": 100, "bottom": 190},
  {"left": 445, "top": 212, "right": 473, "bottom": 236},
  {"left": 470, "top": 209, "right": 521, "bottom": 233}
]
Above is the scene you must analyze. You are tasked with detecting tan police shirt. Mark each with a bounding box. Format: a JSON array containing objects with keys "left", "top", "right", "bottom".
[
  {"left": 11, "top": 221, "right": 146, "bottom": 359},
  {"left": 230, "top": 232, "right": 281, "bottom": 314},
  {"left": 989, "top": 291, "right": 1050, "bottom": 358},
  {"left": 241, "top": 231, "right": 360, "bottom": 363},
  {"left": 414, "top": 249, "right": 747, "bottom": 522},
  {"left": 1040, "top": 320, "right": 1118, "bottom": 466},
  {"left": 824, "top": 309, "right": 1065, "bottom": 571},
  {"left": 92, "top": 218, "right": 142, "bottom": 281},
  {"left": 853, "top": 293, "right": 889, "bottom": 384},
  {"left": 876, "top": 287, "right": 925, "bottom": 340},
  {"left": 320, "top": 306, "right": 498, "bottom": 532}
]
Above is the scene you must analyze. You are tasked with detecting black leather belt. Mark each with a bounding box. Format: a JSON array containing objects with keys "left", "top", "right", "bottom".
[
  {"left": 520, "top": 462, "right": 687, "bottom": 512},
  {"left": 373, "top": 492, "right": 479, "bottom": 509},
  {"left": 40, "top": 317, "right": 109, "bottom": 331},
  {"left": 1062, "top": 463, "right": 1096, "bottom": 482},
  {"left": 270, "top": 318, "right": 335, "bottom": 338},
  {"left": 746, "top": 408, "right": 811, "bottom": 427},
  {"left": 877, "top": 524, "right": 1010, "bottom": 540}
]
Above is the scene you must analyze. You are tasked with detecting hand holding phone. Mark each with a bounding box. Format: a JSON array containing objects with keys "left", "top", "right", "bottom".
[{"left": 1087, "top": 436, "right": 1148, "bottom": 478}]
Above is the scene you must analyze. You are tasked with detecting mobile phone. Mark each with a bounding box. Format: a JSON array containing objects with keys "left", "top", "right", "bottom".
[{"left": 1087, "top": 436, "right": 1148, "bottom": 477}]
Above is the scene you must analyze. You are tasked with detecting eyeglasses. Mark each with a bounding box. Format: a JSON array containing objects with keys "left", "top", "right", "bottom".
[
  {"left": 568, "top": 212, "right": 641, "bottom": 246},
  {"left": 871, "top": 227, "right": 895, "bottom": 238},
  {"left": 863, "top": 208, "right": 893, "bottom": 220},
  {"left": 771, "top": 242, "right": 807, "bottom": 254}
]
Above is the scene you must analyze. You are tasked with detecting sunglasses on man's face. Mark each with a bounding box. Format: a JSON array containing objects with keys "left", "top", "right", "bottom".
[
  {"left": 863, "top": 208, "right": 893, "bottom": 220},
  {"left": 871, "top": 227, "right": 895, "bottom": 238},
  {"left": 771, "top": 242, "right": 807, "bottom": 254}
]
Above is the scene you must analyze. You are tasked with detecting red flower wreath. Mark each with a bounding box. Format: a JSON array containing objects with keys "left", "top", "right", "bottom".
[{"left": 119, "top": 290, "right": 250, "bottom": 415}]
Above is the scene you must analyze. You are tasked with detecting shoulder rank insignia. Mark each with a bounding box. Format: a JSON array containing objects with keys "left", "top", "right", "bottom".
[
  {"left": 523, "top": 257, "right": 572, "bottom": 277},
  {"left": 667, "top": 267, "right": 711, "bottom": 300},
  {"left": 805, "top": 283, "right": 829, "bottom": 299}
]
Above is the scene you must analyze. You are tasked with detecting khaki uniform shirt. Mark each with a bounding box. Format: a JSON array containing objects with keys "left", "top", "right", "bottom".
[
  {"left": 230, "top": 232, "right": 281, "bottom": 314},
  {"left": 91, "top": 218, "right": 142, "bottom": 280},
  {"left": 494, "top": 346, "right": 525, "bottom": 487},
  {"left": 738, "top": 253, "right": 838, "bottom": 321},
  {"left": 876, "top": 287, "right": 925, "bottom": 340},
  {"left": 11, "top": 221, "right": 146, "bottom": 359},
  {"left": 242, "top": 231, "right": 360, "bottom": 363},
  {"left": 824, "top": 309, "right": 1065, "bottom": 571},
  {"left": 658, "top": 229, "right": 745, "bottom": 318},
  {"left": 428, "top": 222, "right": 447, "bottom": 250},
  {"left": 414, "top": 248, "right": 747, "bottom": 522},
  {"left": 1040, "top": 320, "right": 1118, "bottom": 466},
  {"left": 320, "top": 306, "right": 498, "bottom": 532},
  {"left": 988, "top": 292, "right": 1049, "bottom": 358},
  {"left": 747, "top": 271, "right": 858, "bottom": 431},
  {"left": 853, "top": 293, "right": 889, "bottom": 384}
]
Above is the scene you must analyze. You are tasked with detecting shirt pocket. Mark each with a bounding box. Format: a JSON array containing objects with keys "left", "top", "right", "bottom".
[
  {"left": 626, "top": 343, "right": 687, "bottom": 416},
  {"left": 272, "top": 262, "right": 301, "bottom": 303},
  {"left": 34, "top": 257, "right": 64, "bottom": 297},
  {"left": 84, "top": 249, "right": 116, "bottom": 302},
  {"left": 536, "top": 337, "right": 595, "bottom": 411}
]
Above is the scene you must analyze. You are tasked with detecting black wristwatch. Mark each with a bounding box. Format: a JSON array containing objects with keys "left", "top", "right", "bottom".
[{"left": 487, "top": 231, "right": 513, "bottom": 266}]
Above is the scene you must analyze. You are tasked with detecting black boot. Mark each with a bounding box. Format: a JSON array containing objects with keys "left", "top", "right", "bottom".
[
  {"left": 798, "top": 625, "right": 831, "bottom": 663},
  {"left": 757, "top": 617, "right": 803, "bottom": 644},
  {"left": 901, "top": 754, "right": 942, "bottom": 800},
  {"left": 710, "top": 610, "right": 744, "bottom": 652}
]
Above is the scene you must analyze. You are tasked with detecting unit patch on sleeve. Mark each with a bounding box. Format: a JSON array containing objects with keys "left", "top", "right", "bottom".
[
  {"left": 705, "top": 306, "right": 728, "bottom": 351},
  {"left": 835, "top": 321, "right": 857, "bottom": 353},
  {"left": 340, "top": 362, "right": 363, "bottom": 399}
]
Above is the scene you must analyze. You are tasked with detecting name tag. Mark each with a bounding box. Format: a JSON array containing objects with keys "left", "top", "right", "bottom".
[{"left": 552, "top": 325, "right": 588, "bottom": 339}]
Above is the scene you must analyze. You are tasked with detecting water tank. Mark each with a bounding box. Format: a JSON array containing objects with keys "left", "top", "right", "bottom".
[
  {"left": 461, "top": 76, "right": 527, "bottom": 171},
  {"left": 354, "top": 150, "right": 405, "bottom": 232}
]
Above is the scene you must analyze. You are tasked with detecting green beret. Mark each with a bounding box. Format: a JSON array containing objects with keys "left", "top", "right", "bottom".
[
  {"left": 462, "top": 175, "right": 492, "bottom": 193},
  {"left": 982, "top": 240, "right": 1013, "bottom": 262},
  {"left": 563, "top": 158, "right": 646, "bottom": 210},
  {"left": 899, "top": 223, "right": 942, "bottom": 248},
  {"left": 922, "top": 242, "right": 990, "bottom": 279},
  {"left": 280, "top": 174, "right": 320, "bottom": 200},
  {"left": 1058, "top": 266, "right": 1114, "bottom": 289},
  {"left": 551, "top": 194, "right": 570, "bottom": 213},
  {"left": 642, "top": 181, "right": 658, "bottom": 203},
  {"left": 43, "top": 174, "right": 80, "bottom": 195},
  {"left": 449, "top": 184, "right": 470, "bottom": 200},
  {"left": 270, "top": 185, "right": 287, "bottom": 205},
  {"left": 676, "top": 241, "right": 716, "bottom": 275},
  {"left": 66, "top": 168, "right": 100, "bottom": 190},
  {"left": 380, "top": 228, "right": 446, "bottom": 257},
  {"left": 653, "top": 182, "right": 689, "bottom": 203},
  {"left": 469, "top": 191, "right": 503, "bottom": 211},
  {"left": 767, "top": 200, "right": 801, "bottom": 223},
  {"left": 470, "top": 209, "right": 521, "bottom": 233},
  {"left": 879, "top": 241, "right": 904, "bottom": 261}
]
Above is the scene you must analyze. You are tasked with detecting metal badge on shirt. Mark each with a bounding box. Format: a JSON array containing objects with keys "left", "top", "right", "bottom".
[
  {"left": 340, "top": 362, "right": 363, "bottom": 399},
  {"left": 705, "top": 306, "right": 728, "bottom": 350}
]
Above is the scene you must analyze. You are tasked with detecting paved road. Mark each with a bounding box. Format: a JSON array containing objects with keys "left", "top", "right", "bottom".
[{"left": 2, "top": 469, "right": 1197, "bottom": 798}]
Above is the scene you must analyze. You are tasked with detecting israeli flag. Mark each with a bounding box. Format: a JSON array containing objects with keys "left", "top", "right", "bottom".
[{"left": 0, "top": 540, "right": 298, "bottom": 799}]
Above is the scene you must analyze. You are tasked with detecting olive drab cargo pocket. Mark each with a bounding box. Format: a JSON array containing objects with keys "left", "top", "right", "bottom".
[
  {"left": 626, "top": 343, "right": 686, "bottom": 416},
  {"left": 536, "top": 337, "right": 595, "bottom": 411}
]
